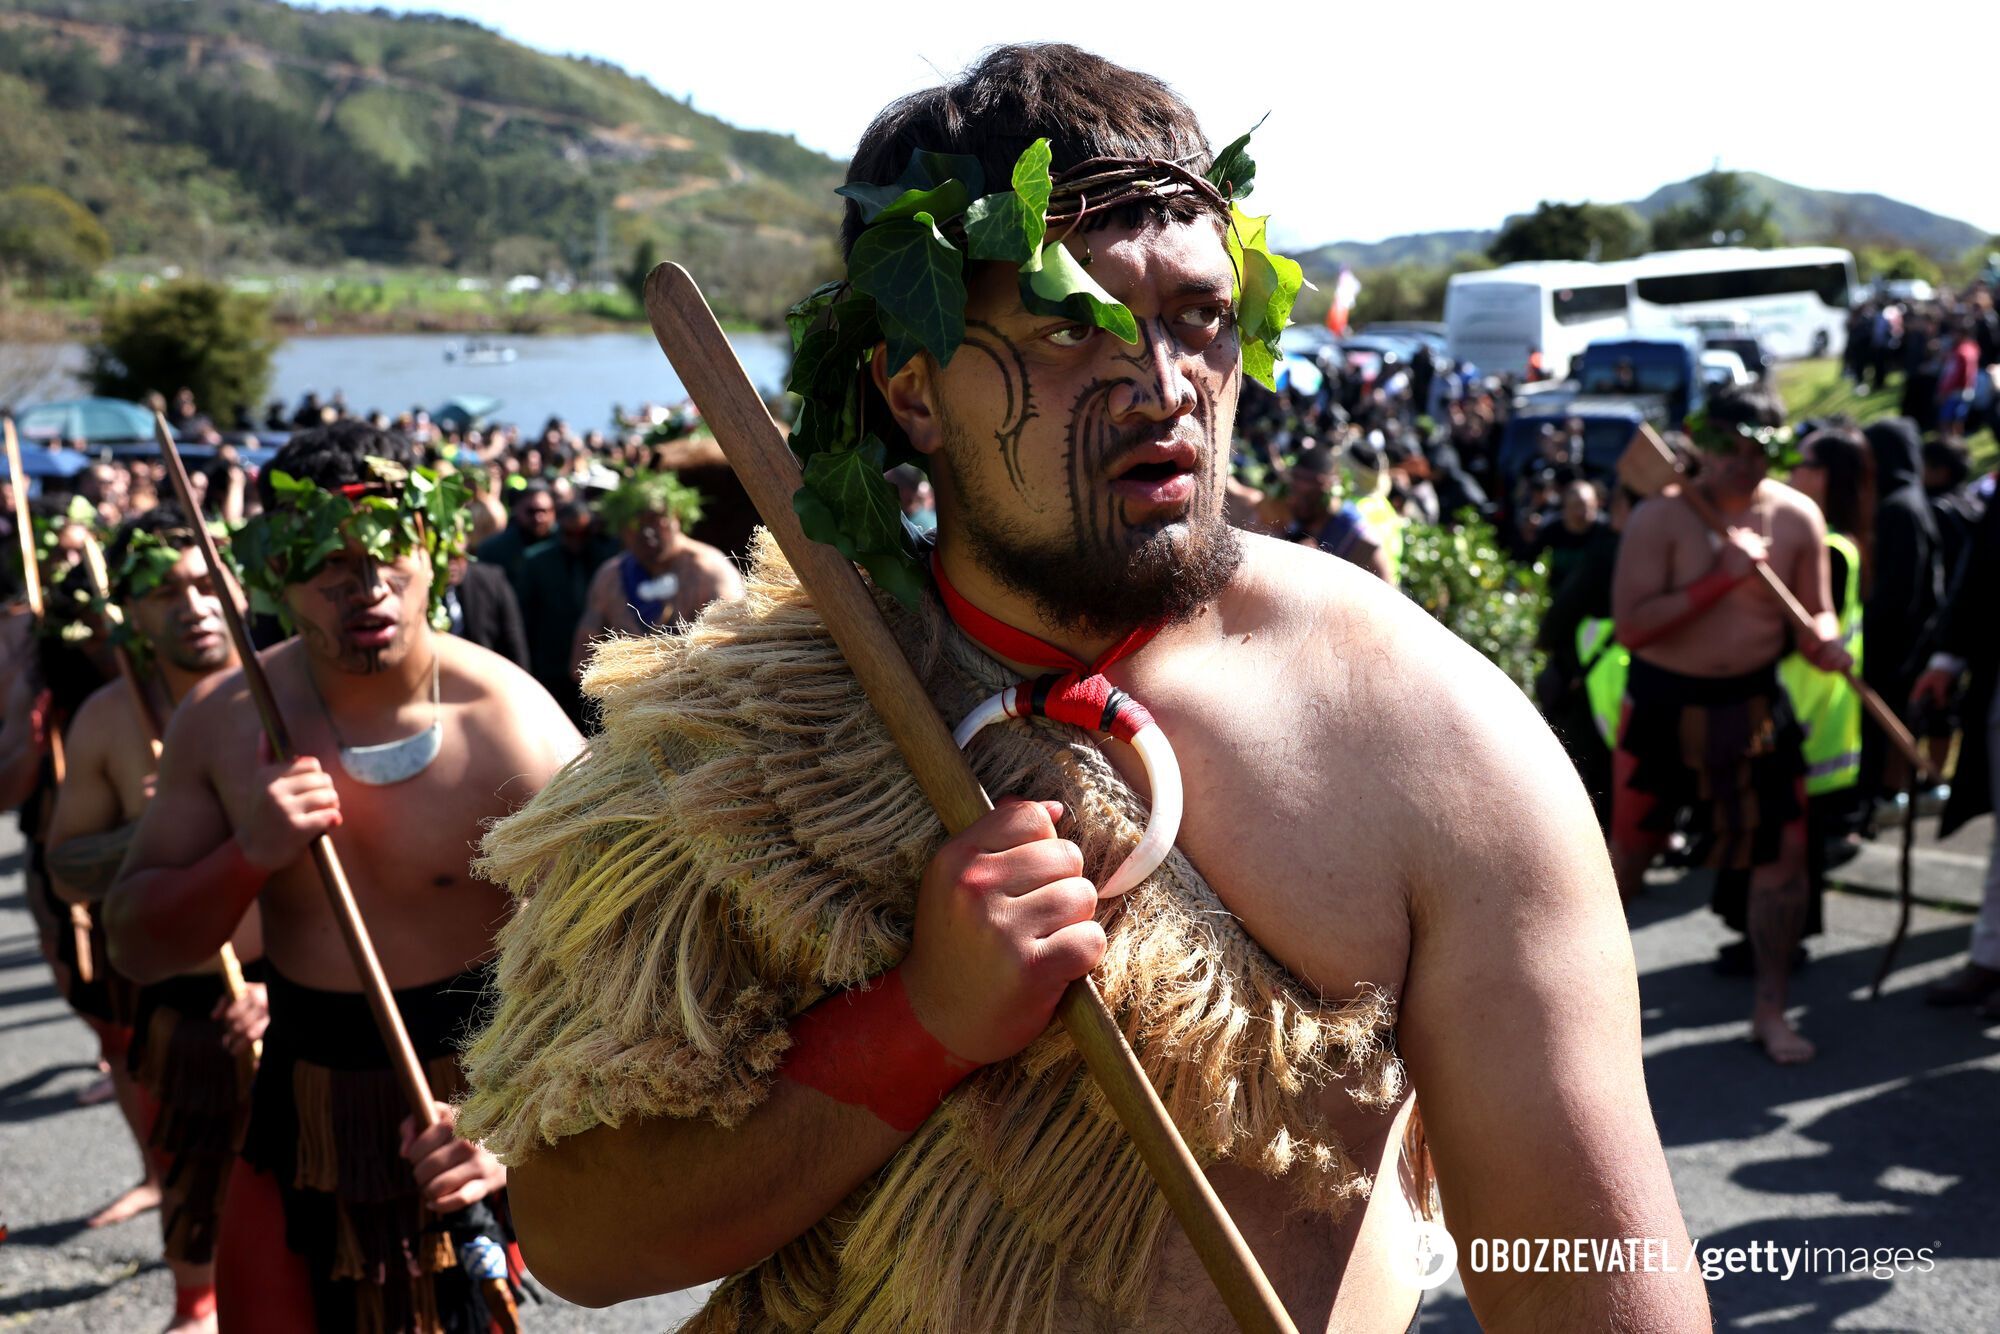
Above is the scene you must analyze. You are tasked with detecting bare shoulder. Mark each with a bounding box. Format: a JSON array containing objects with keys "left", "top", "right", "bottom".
[
  {"left": 1233, "top": 531, "right": 1589, "bottom": 883},
  {"left": 438, "top": 634, "right": 581, "bottom": 775},
  {"left": 1761, "top": 477, "right": 1826, "bottom": 532},
  {"left": 65, "top": 678, "right": 132, "bottom": 755}
]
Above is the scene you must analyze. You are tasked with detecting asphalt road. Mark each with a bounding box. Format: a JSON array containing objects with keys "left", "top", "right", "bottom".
[{"left": 3, "top": 818, "right": 1994, "bottom": 1332}]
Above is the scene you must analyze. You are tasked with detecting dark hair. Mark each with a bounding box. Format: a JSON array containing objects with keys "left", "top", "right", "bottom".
[
  {"left": 1920, "top": 438, "right": 1970, "bottom": 486},
  {"left": 554, "top": 499, "right": 592, "bottom": 526},
  {"left": 1799, "top": 425, "right": 1874, "bottom": 597},
  {"left": 256, "top": 419, "right": 416, "bottom": 509},
  {"left": 842, "top": 43, "right": 1212, "bottom": 261},
  {"left": 1294, "top": 445, "right": 1337, "bottom": 478},
  {"left": 1705, "top": 381, "right": 1787, "bottom": 432},
  {"left": 105, "top": 504, "right": 200, "bottom": 598}
]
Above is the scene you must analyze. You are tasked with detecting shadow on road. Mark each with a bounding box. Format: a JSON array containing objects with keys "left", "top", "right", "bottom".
[{"left": 0, "top": 1060, "right": 96, "bottom": 1125}]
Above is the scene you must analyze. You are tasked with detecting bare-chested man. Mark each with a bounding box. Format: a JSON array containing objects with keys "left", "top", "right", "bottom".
[
  {"left": 467, "top": 46, "right": 1705, "bottom": 1333},
  {"left": 1611, "top": 387, "right": 1852, "bottom": 1064},
  {"left": 569, "top": 469, "right": 742, "bottom": 674},
  {"left": 47, "top": 507, "right": 259, "bottom": 1333},
  {"left": 106, "top": 422, "right": 580, "bottom": 1330}
]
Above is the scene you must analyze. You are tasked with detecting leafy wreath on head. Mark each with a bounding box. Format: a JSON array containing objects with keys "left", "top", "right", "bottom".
[
  {"left": 597, "top": 469, "right": 704, "bottom": 534},
  {"left": 231, "top": 457, "right": 472, "bottom": 633},
  {"left": 784, "top": 124, "right": 1304, "bottom": 605}
]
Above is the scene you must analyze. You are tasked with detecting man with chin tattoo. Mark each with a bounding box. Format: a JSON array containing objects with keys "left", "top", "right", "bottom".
[
  {"left": 462, "top": 44, "right": 1706, "bottom": 1334},
  {"left": 106, "top": 420, "right": 581, "bottom": 1331},
  {"left": 47, "top": 507, "right": 258, "bottom": 1333}
]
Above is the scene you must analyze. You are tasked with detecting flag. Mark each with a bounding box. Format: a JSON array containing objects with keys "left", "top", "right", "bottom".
[{"left": 1326, "top": 266, "right": 1361, "bottom": 336}]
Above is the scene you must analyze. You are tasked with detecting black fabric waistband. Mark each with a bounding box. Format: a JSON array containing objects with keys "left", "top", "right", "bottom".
[
  {"left": 1627, "top": 655, "right": 1782, "bottom": 706},
  {"left": 262, "top": 961, "right": 495, "bottom": 1071}
]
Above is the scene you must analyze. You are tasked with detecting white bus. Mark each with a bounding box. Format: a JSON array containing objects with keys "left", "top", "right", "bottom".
[
  {"left": 1444, "top": 246, "right": 1858, "bottom": 377},
  {"left": 1443, "top": 261, "right": 1635, "bottom": 379},
  {"left": 1623, "top": 246, "right": 1856, "bottom": 361}
]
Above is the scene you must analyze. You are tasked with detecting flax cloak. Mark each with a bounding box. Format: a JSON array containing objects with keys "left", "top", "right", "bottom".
[{"left": 459, "top": 533, "right": 1407, "bottom": 1330}]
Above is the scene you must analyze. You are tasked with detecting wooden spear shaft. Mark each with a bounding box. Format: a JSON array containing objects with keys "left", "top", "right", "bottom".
[
  {"left": 1633, "top": 423, "right": 1929, "bottom": 781},
  {"left": 3, "top": 416, "right": 94, "bottom": 983},
  {"left": 644, "top": 263, "right": 1297, "bottom": 1334},
  {"left": 152, "top": 413, "right": 436, "bottom": 1126}
]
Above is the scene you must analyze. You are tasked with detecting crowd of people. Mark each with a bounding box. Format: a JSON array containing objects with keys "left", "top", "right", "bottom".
[{"left": 1, "top": 265, "right": 1995, "bottom": 1326}]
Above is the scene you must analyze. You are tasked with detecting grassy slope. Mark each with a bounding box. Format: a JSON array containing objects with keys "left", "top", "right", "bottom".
[{"left": 1776, "top": 358, "right": 1996, "bottom": 467}]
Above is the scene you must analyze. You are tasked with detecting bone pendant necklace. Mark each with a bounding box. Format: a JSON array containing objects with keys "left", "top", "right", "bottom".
[{"left": 311, "top": 651, "right": 443, "bottom": 786}]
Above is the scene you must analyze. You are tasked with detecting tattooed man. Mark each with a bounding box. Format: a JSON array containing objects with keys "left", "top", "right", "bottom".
[
  {"left": 467, "top": 44, "right": 1705, "bottom": 1334},
  {"left": 1610, "top": 385, "right": 1849, "bottom": 1064},
  {"left": 48, "top": 507, "right": 256, "bottom": 1332},
  {"left": 108, "top": 421, "right": 580, "bottom": 1330}
]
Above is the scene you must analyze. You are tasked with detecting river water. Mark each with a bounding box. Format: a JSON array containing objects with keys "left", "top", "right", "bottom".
[{"left": 43, "top": 330, "right": 794, "bottom": 435}]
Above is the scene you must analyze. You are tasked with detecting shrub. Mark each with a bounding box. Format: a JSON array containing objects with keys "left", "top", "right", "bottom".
[
  {"left": 86, "top": 280, "right": 277, "bottom": 422},
  {"left": 0, "top": 185, "right": 111, "bottom": 294},
  {"left": 1400, "top": 513, "right": 1549, "bottom": 693}
]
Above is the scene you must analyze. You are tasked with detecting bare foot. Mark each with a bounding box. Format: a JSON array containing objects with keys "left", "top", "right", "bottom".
[
  {"left": 86, "top": 1179, "right": 161, "bottom": 1228},
  {"left": 164, "top": 1311, "right": 217, "bottom": 1334},
  {"left": 75, "top": 1073, "right": 116, "bottom": 1107},
  {"left": 1752, "top": 1012, "right": 1816, "bottom": 1065}
]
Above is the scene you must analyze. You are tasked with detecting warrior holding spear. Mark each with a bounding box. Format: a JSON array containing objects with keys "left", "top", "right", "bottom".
[
  {"left": 107, "top": 421, "right": 580, "bottom": 1330},
  {"left": 461, "top": 44, "right": 1704, "bottom": 1333},
  {"left": 47, "top": 507, "right": 259, "bottom": 1333}
]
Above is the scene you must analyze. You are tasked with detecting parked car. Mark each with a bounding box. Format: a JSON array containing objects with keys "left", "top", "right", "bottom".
[
  {"left": 1497, "top": 396, "right": 1651, "bottom": 485},
  {"left": 1574, "top": 331, "right": 1707, "bottom": 425}
]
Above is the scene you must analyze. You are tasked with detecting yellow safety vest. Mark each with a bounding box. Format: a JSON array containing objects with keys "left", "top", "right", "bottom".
[
  {"left": 1355, "top": 493, "right": 1404, "bottom": 584},
  {"left": 1777, "top": 530, "right": 1864, "bottom": 797},
  {"left": 1577, "top": 616, "right": 1630, "bottom": 748}
]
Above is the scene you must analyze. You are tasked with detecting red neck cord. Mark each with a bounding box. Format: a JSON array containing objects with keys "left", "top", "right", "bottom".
[
  {"left": 930, "top": 551, "right": 1160, "bottom": 675},
  {"left": 930, "top": 551, "right": 1160, "bottom": 742}
]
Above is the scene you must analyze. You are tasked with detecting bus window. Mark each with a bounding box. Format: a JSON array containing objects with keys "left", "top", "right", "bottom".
[{"left": 1553, "top": 284, "right": 1630, "bottom": 324}]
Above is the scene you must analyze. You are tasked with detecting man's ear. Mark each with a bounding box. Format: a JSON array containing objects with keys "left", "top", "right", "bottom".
[{"left": 870, "top": 344, "right": 942, "bottom": 456}]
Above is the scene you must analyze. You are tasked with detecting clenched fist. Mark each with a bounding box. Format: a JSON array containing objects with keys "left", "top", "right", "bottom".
[
  {"left": 236, "top": 733, "right": 341, "bottom": 872},
  {"left": 900, "top": 797, "right": 1107, "bottom": 1066}
]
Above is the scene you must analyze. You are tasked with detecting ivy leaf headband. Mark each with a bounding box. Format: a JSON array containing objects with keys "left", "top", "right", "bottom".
[
  {"left": 785, "top": 125, "right": 1304, "bottom": 606},
  {"left": 232, "top": 457, "right": 472, "bottom": 633},
  {"left": 1685, "top": 409, "right": 1799, "bottom": 467}
]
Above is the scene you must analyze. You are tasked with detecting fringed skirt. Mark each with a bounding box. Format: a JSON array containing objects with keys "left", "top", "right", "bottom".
[
  {"left": 128, "top": 972, "right": 255, "bottom": 1264},
  {"left": 240, "top": 963, "right": 519, "bottom": 1334},
  {"left": 1619, "top": 656, "right": 1806, "bottom": 870}
]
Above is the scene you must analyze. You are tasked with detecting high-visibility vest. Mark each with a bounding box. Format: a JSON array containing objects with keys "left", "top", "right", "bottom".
[
  {"left": 1778, "top": 530, "right": 1865, "bottom": 797},
  {"left": 1356, "top": 493, "right": 1405, "bottom": 584},
  {"left": 1577, "top": 616, "right": 1630, "bottom": 747}
]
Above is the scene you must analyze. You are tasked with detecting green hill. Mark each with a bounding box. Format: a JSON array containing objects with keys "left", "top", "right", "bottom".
[
  {"left": 1295, "top": 171, "right": 1990, "bottom": 284},
  {"left": 0, "top": 0, "right": 846, "bottom": 323}
]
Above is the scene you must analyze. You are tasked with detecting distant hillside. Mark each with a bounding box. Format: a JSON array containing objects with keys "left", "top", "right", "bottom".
[
  {"left": 1627, "top": 171, "right": 1986, "bottom": 259},
  {"left": 1295, "top": 171, "right": 1989, "bottom": 283},
  {"left": 0, "top": 0, "right": 846, "bottom": 322}
]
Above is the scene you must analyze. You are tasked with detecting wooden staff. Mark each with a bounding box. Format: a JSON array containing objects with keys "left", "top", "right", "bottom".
[
  {"left": 645, "top": 264, "right": 1297, "bottom": 1334},
  {"left": 1616, "top": 422, "right": 1929, "bottom": 780},
  {"left": 78, "top": 530, "right": 258, "bottom": 1054},
  {"left": 151, "top": 412, "right": 437, "bottom": 1126},
  {"left": 4, "top": 416, "right": 95, "bottom": 983}
]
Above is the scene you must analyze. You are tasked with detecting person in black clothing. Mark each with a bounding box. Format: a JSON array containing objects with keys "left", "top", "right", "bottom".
[
  {"left": 1923, "top": 438, "right": 1986, "bottom": 589},
  {"left": 516, "top": 500, "right": 620, "bottom": 727},
  {"left": 1536, "top": 483, "right": 1630, "bottom": 825},
  {"left": 1860, "top": 418, "right": 1943, "bottom": 806},
  {"left": 1912, "top": 479, "right": 2000, "bottom": 1014},
  {"left": 443, "top": 556, "right": 529, "bottom": 668},
  {"left": 472, "top": 480, "right": 555, "bottom": 591}
]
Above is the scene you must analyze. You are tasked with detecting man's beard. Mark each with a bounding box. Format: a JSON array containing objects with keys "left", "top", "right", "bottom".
[{"left": 938, "top": 416, "right": 1242, "bottom": 637}]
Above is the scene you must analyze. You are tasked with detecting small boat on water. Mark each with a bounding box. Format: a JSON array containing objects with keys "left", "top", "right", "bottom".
[{"left": 445, "top": 340, "right": 518, "bottom": 366}]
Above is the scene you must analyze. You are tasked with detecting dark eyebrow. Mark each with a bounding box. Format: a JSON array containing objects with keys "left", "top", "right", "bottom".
[{"left": 1169, "top": 277, "right": 1234, "bottom": 300}]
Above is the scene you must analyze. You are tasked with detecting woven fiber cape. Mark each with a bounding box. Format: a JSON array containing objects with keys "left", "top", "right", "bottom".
[{"left": 459, "top": 532, "right": 1406, "bottom": 1331}]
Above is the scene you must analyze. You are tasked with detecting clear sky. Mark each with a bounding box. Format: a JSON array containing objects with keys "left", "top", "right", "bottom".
[{"left": 330, "top": 1, "right": 1997, "bottom": 251}]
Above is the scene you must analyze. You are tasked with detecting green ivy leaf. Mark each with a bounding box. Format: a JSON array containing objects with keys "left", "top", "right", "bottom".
[
  {"left": 837, "top": 178, "right": 972, "bottom": 227},
  {"left": 849, "top": 213, "right": 965, "bottom": 372},
  {"left": 964, "top": 139, "right": 1052, "bottom": 264},
  {"left": 1207, "top": 114, "right": 1268, "bottom": 201},
  {"left": 796, "top": 437, "right": 905, "bottom": 557},
  {"left": 896, "top": 149, "right": 985, "bottom": 199},
  {"left": 786, "top": 279, "right": 845, "bottom": 352},
  {"left": 1018, "top": 240, "right": 1139, "bottom": 344}
]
